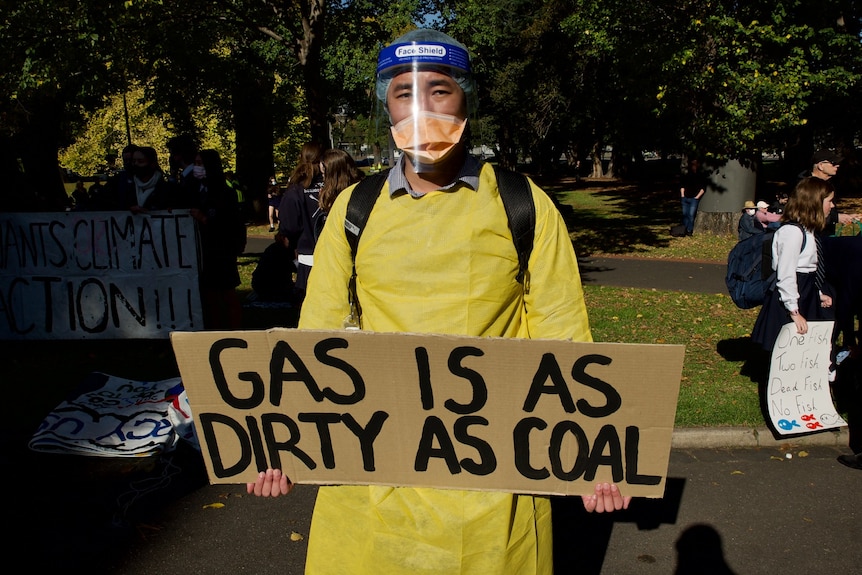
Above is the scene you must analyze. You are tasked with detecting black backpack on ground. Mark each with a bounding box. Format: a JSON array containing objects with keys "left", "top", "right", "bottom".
[
  {"left": 342, "top": 165, "right": 535, "bottom": 326},
  {"left": 725, "top": 222, "right": 805, "bottom": 309}
]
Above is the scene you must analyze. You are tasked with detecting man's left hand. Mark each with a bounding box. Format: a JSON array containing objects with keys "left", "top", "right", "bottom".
[{"left": 581, "top": 482, "right": 632, "bottom": 513}]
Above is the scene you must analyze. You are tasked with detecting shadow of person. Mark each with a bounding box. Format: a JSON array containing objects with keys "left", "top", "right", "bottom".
[
  {"left": 674, "top": 523, "right": 737, "bottom": 574},
  {"left": 716, "top": 337, "right": 769, "bottom": 382},
  {"left": 717, "top": 337, "right": 780, "bottom": 436},
  {"left": 552, "top": 477, "right": 686, "bottom": 574}
]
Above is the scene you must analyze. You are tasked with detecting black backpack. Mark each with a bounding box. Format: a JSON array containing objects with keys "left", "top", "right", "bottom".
[
  {"left": 341, "top": 165, "right": 535, "bottom": 327},
  {"left": 725, "top": 222, "right": 805, "bottom": 309}
]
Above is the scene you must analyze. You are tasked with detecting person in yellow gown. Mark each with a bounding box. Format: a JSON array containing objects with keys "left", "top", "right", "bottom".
[{"left": 248, "top": 29, "right": 630, "bottom": 574}]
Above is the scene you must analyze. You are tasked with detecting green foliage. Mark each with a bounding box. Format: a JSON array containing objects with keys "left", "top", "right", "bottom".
[
  {"left": 57, "top": 86, "right": 236, "bottom": 176},
  {"left": 656, "top": 2, "right": 862, "bottom": 158},
  {"left": 7, "top": 0, "right": 862, "bottom": 191}
]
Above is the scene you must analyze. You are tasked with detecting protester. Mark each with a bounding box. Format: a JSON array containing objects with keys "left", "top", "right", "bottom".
[
  {"left": 737, "top": 200, "right": 765, "bottom": 240},
  {"left": 188, "top": 149, "right": 242, "bottom": 330},
  {"left": 119, "top": 146, "right": 171, "bottom": 213},
  {"left": 71, "top": 180, "right": 89, "bottom": 210},
  {"left": 249, "top": 232, "right": 296, "bottom": 303},
  {"left": 277, "top": 142, "right": 324, "bottom": 300},
  {"left": 799, "top": 149, "right": 860, "bottom": 235},
  {"left": 317, "top": 148, "right": 363, "bottom": 214},
  {"left": 755, "top": 200, "right": 782, "bottom": 230},
  {"left": 769, "top": 191, "right": 789, "bottom": 215},
  {"left": 679, "top": 158, "right": 706, "bottom": 236},
  {"left": 102, "top": 143, "right": 138, "bottom": 210},
  {"left": 248, "top": 29, "right": 630, "bottom": 575},
  {"left": 823, "top": 234, "right": 862, "bottom": 470},
  {"left": 751, "top": 177, "right": 835, "bottom": 352},
  {"left": 266, "top": 176, "right": 281, "bottom": 232}
]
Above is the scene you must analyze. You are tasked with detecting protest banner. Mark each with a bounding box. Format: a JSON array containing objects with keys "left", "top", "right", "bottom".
[
  {"left": 171, "top": 328, "right": 685, "bottom": 498},
  {"left": 767, "top": 321, "right": 847, "bottom": 435},
  {"left": 0, "top": 211, "right": 202, "bottom": 339}
]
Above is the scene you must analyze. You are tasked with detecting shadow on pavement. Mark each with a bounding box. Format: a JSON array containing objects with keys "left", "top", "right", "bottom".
[{"left": 552, "top": 477, "right": 686, "bottom": 573}]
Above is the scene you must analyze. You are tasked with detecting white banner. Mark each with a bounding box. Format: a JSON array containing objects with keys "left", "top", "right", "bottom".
[
  {"left": 767, "top": 321, "right": 847, "bottom": 435},
  {"left": 29, "top": 372, "right": 198, "bottom": 456},
  {"left": 0, "top": 211, "right": 203, "bottom": 339}
]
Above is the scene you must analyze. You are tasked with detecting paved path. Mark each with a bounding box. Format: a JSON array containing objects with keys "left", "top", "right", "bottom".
[
  {"left": 247, "top": 236, "right": 730, "bottom": 295},
  {"left": 578, "top": 255, "right": 727, "bottom": 295},
  {"left": 10, "top": 443, "right": 858, "bottom": 574}
]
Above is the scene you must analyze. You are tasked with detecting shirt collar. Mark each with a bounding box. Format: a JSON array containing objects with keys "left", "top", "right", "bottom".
[{"left": 387, "top": 154, "right": 481, "bottom": 198}]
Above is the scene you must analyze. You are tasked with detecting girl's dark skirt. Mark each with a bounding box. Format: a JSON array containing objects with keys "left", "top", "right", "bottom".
[{"left": 752, "top": 272, "right": 834, "bottom": 352}]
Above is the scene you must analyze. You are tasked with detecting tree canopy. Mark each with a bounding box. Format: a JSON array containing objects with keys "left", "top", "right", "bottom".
[{"left": 2, "top": 0, "right": 862, "bottom": 209}]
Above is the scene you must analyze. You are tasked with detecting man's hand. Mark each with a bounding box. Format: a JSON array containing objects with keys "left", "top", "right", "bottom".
[
  {"left": 581, "top": 482, "right": 632, "bottom": 513},
  {"left": 246, "top": 468, "right": 293, "bottom": 497}
]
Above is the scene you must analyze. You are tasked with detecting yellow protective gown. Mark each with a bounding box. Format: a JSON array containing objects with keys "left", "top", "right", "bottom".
[{"left": 298, "top": 162, "right": 591, "bottom": 574}]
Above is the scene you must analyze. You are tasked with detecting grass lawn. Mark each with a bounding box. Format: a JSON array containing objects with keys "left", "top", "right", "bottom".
[{"left": 584, "top": 286, "right": 762, "bottom": 427}]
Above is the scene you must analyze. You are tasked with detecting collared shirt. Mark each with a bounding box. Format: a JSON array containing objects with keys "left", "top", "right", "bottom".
[{"left": 387, "top": 153, "right": 482, "bottom": 198}]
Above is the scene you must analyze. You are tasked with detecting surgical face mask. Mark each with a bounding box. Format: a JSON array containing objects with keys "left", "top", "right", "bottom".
[
  {"left": 390, "top": 111, "right": 467, "bottom": 171},
  {"left": 193, "top": 165, "right": 207, "bottom": 180},
  {"left": 745, "top": 208, "right": 756, "bottom": 216}
]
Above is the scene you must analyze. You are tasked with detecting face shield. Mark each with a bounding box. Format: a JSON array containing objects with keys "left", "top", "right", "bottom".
[{"left": 375, "top": 31, "right": 478, "bottom": 173}]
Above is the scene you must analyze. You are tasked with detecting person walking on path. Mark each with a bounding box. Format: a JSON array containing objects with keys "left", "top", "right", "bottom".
[{"left": 248, "top": 28, "right": 630, "bottom": 575}]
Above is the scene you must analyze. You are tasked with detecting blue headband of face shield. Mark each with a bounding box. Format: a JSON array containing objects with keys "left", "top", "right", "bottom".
[
  {"left": 376, "top": 41, "right": 471, "bottom": 76},
  {"left": 375, "top": 39, "right": 477, "bottom": 114}
]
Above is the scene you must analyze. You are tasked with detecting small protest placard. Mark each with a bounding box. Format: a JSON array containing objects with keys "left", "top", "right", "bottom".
[
  {"left": 171, "top": 328, "right": 685, "bottom": 498},
  {"left": 0, "top": 211, "right": 202, "bottom": 339},
  {"left": 767, "top": 321, "right": 847, "bottom": 435}
]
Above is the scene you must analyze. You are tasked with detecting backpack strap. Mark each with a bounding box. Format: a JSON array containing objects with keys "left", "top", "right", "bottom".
[
  {"left": 345, "top": 169, "right": 390, "bottom": 256},
  {"left": 492, "top": 165, "right": 535, "bottom": 289},
  {"left": 762, "top": 222, "right": 808, "bottom": 287},
  {"left": 342, "top": 170, "right": 389, "bottom": 329}
]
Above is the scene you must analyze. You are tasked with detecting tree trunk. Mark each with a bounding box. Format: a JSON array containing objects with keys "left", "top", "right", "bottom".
[
  {"left": 590, "top": 140, "right": 605, "bottom": 178},
  {"left": 696, "top": 158, "right": 758, "bottom": 235},
  {"left": 233, "top": 71, "right": 275, "bottom": 221},
  {"left": 297, "top": 0, "right": 329, "bottom": 147},
  {"left": 18, "top": 94, "right": 68, "bottom": 211}
]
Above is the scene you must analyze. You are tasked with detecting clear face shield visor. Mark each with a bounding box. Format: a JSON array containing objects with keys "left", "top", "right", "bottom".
[{"left": 375, "top": 40, "right": 477, "bottom": 173}]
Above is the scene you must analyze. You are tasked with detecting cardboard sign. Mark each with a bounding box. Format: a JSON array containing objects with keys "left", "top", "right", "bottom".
[
  {"left": 767, "top": 321, "right": 847, "bottom": 435},
  {"left": 0, "top": 211, "right": 202, "bottom": 339},
  {"left": 171, "top": 329, "right": 685, "bottom": 498}
]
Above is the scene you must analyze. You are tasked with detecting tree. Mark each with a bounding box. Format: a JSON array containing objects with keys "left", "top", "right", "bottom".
[
  {"left": 0, "top": 0, "right": 131, "bottom": 208},
  {"left": 656, "top": 3, "right": 859, "bottom": 160}
]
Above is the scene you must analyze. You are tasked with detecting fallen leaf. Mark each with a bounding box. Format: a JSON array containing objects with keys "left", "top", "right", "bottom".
[
  {"left": 203, "top": 502, "right": 225, "bottom": 510},
  {"left": 731, "top": 470, "right": 744, "bottom": 475},
  {"left": 770, "top": 455, "right": 784, "bottom": 461},
  {"left": 798, "top": 450, "right": 809, "bottom": 458},
  {"left": 290, "top": 531, "right": 305, "bottom": 541}
]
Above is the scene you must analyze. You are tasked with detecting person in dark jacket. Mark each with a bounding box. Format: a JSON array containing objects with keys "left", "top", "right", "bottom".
[
  {"left": 188, "top": 149, "right": 242, "bottom": 330},
  {"left": 738, "top": 200, "right": 765, "bottom": 241},
  {"left": 278, "top": 142, "right": 324, "bottom": 301},
  {"left": 118, "top": 146, "right": 172, "bottom": 213}
]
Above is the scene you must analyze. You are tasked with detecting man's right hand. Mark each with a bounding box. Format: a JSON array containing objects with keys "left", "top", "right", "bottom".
[{"left": 246, "top": 468, "right": 293, "bottom": 497}]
